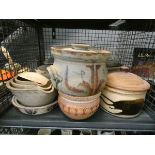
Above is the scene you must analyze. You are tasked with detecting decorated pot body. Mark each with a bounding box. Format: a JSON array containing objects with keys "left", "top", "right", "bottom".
[
  {"left": 47, "top": 44, "right": 110, "bottom": 96},
  {"left": 58, "top": 91, "right": 100, "bottom": 120}
]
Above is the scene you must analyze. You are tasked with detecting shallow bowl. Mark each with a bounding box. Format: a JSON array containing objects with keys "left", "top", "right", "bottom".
[{"left": 12, "top": 96, "right": 57, "bottom": 115}]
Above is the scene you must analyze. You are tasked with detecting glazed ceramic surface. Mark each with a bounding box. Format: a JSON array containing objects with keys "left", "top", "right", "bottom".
[
  {"left": 100, "top": 95, "right": 144, "bottom": 118},
  {"left": 14, "top": 76, "right": 35, "bottom": 85},
  {"left": 6, "top": 81, "right": 57, "bottom": 107},
  {"left": 18, "top": 72, "right": 49, "bottom": 86},
  {"left": 58, "top": 91, "right": 101, "bottom": 120},
  {"left": 100, "top": 72, "right": 150, "bottom": 118},
  {"left": 11, "top": 78, "right": 52, "bottom": 91},
  {"left": 14, "top": 76, "right": 52, "bottom": 89},
  {"left": 47, "top": 44, "right": 111, "bottom": 96},
  {"left": 106, "top": 72, "right": 150, "bottom": 91},
  {"left": 12, "top": 96, "right": 57, "bottom": 115}
]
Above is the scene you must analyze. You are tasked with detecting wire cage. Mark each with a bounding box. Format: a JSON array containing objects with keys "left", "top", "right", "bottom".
[
  {"left": 0, "top": 20, "right": 41, "bottom": 114},
  {"left": 0, "top": 19, "right": 155, "bottom": 134}
]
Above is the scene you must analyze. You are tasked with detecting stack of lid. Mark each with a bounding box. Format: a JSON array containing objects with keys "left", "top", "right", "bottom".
[{"left": 100, "top": 72, "right": 150, "bottom": 118}]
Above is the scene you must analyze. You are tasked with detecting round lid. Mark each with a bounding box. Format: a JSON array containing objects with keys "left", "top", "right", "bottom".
[
  {"left": 106, "top": 71, "right": 150, "bottom": 91},
  {"left": 52, "top": 43, "right": 110, "bottom": 54},
  {"left": 51, "top": 44, "right": 111, "bottom": 63}
]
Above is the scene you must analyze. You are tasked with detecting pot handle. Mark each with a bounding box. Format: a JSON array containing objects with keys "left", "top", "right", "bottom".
[
  {"left": 71, "top": 44, "right": 90, "bottom": 50},
  {"left": 47, "top": 66, "right": 62, "bottom": 89}
]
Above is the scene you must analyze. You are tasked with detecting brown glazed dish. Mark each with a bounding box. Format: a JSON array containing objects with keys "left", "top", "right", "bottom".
[{"left": 58, "top": 91, "right": 101, "bottom": 120}]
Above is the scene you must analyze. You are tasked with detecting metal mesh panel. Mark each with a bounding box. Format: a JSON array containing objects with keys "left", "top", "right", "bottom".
[
  {"left": 0, "top": 20, "right": 40, "bottom": 70},
  {"left": 42, "top": 29, "right": 155, "bottom": 63},
  {"left": 0, "top": 19, "right": 41, "bottom": 114}
]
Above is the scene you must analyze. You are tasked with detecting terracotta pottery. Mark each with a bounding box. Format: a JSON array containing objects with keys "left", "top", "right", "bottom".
[
  {"left": 106, "top": 72, "right": 150, "bottom": 92},
  {"left": 58, "top": 91, "right": 101, "bottom": 120},
  {"left": 6, "top": 80, "right": 58, "bottom": 107},
  {"left": 100, "top": 71, "right": 150, "bottom": 118},
  {"left": 11, "top": 96, "right": 57, "bottom": 115},
  {"left": 47, "top": 44, "right": 111, "bottom": 96}
]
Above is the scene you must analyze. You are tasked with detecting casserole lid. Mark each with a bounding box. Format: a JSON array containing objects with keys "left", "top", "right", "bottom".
[{"left": 106, "top": 71, "right": 150, "bottom": 91}]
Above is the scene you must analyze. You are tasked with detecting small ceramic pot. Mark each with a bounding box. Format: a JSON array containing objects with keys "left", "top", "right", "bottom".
[
  {"left": 6, "top": 81, "right": 57, "bottom": 107},
  {"left": 58, "top": 91, "right": 101, "bottom": 120},
  {"left": 11, "top": 96, "right": 57, "bottom": 115},
  {"left": 47, "top": 44, "right": 111, "bottom": 96}
]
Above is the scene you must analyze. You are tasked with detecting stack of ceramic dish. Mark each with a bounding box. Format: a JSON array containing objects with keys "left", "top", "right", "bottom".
[
  {"left": 6, "top": 72, "right": 58, "bottom": 115},
  {"left": 47, "top": 43, "right": 111, "bottom": 120},
  {"left": 100, "top": 71, "right": 150, "bottom": 118}
]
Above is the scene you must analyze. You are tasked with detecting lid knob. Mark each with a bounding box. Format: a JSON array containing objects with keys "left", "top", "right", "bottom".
[{"left": 71, "top": 44, "right": 90, "bottom": 50}]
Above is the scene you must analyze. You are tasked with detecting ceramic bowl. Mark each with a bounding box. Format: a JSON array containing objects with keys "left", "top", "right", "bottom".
[
  {"left": 11, "top": 78, "right": 52, "bottom": 91},
  {"left": 18, "top": 72, "right": 49, "bottom": 86},
  {"left": 58, "top": 91, "right": 101, "bottom": 120},
  {"left": 14, "top": 76, "right": 35, "bottom": 85},
  {"left": 11, "top": 96, "right": 57, "bottom": 115},
  {"left": 6, "top": 80, "right": 58, "bottom": 107},
  {"left": 14, "top": 76, "right": 52, "bottom": 90}
]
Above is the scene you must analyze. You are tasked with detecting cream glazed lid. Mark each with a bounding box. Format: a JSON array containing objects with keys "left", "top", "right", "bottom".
[
  {"left": 51, "top": 43, "right": 111, "bottom": 62},
  {"left": 106, "top": 71, "right": 150, "bottom": 92}
]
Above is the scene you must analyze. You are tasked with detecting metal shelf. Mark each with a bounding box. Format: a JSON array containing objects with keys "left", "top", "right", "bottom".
[{"left": 0, "top": 106, "right": 155, "bottom": 131}]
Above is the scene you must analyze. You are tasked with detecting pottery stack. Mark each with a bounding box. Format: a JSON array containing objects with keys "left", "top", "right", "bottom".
[
  {"left": 100, "top": 71, "right": 150, "bottom": 118},
  {"left": 6, "top": 72, "right": 57, "bottom": 115},
  {"left": 47, "top": 44, "right": 111, "bottom": 120}
]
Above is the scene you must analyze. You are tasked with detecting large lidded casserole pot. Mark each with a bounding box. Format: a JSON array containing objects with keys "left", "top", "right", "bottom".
[
  {"left": 100, "top": 72, "right": 150, "bottom": 118},
  {"left": 47, "top": 44, "right": 111, "bottom": 96}
]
